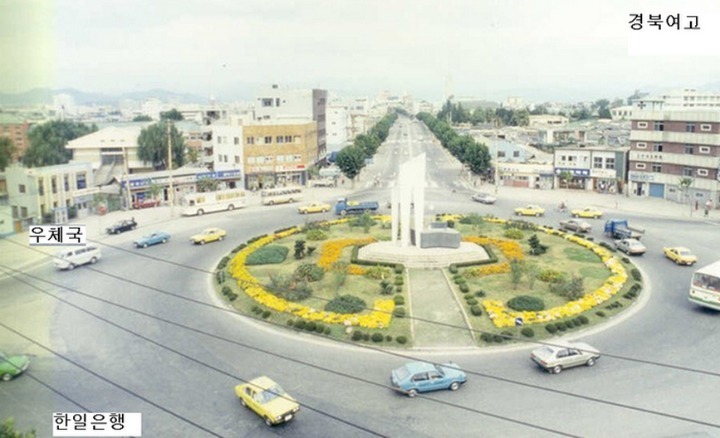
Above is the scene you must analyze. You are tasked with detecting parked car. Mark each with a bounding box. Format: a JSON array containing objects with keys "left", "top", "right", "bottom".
[
  {"left": 133, "top": 198, "right": 160, "bottom": 209},
  {"left": 106, "top": 218, "right": 137, "bottom": 235},
  {"left": 531, "top": 342, "right": 600, "bottom": 374},
  {"left": 615, "top": 238, "right": 646, "bottom": 255},
  {"left": 54, "top": 245, "right": 102, "bottom": 270},
  {"left": 134, "top": 231, "right": 171, "bottom": 248},
  {"left": 190, "top": 228, "right": 226, "bottom": 245},
  {"left": 0, "top": 351, "right": 30, "bottom": 381},
  {"left": 559, "top": 219, "right": 592, "bottom": 233},
  {"left": 663, "top": 246, "right": 697, "bottom": 266},
  {"left": 390, "top": 361, "right": 467, "bottom": 397},
  {"left": 471, "top": 192, "right": 497, "bottom": 204},
  {"left": 514, "top": 204, "right": 545, "bottom": 217},
  {"left": 297, "top": 201, "right": 331, "bottom": 214},
  {"left": 308, "top": 178, "right": 335, "bottom": 188},
  {"left": 571, "top": 207, "right": 604, "bottom": 219},
  {"left": 234, "top": 376, "right": 300, "bottom": 426}
]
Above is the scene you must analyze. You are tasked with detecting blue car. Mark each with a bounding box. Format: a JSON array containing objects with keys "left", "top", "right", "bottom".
[
  {"left": 390, "top": 361, "right": 467, "bottom": 397},
  {"left": 134, "top": 231, "right": 171, "bottom": 248}
]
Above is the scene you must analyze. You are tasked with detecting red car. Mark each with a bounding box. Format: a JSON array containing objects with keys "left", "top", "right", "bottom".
[{"left": 133, "top": 198, "right": 160, "bottom": 209}]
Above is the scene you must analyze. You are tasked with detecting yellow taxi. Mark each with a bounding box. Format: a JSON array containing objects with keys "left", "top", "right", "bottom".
[
  {"left": 297, "top": 201, "right": 331, "bottom": 214},
  {"left": 235, "top": 376, "right": 300, "bottom": 426},
  {"left": 571, "top": 207, "right": 604, "bottom": 219},
  {"left": 514, "top": 204, "right": 545, "bottom": 217},
  {"left": 189, "top": 227, "right": 226, "bottom": 245},
  {"left": 663, "top": 247, "right": 698, "bottom": 266}
]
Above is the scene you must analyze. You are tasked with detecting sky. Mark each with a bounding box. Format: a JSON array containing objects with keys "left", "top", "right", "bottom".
[{"left": 2, "top": 0, "right": 720, "bottom": 103}]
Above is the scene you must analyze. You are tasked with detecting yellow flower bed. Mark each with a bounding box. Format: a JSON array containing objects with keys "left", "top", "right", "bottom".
[
  {"left": 228, "top": 229, "right": 393, "bottom": 328},
  {"left": 317, "top": 237, "right": 376, "bottom": 272},
  {"left": 480, "top": 228, "right": 629, "bottom": 328}
]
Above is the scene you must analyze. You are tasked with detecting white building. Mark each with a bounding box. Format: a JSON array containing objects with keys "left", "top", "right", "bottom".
[
  {"left": 211, "top": 117, "right": 246, "bottom": 172},
  {"left": 326, "top": 102, "right": 350, "bottom": 153}
]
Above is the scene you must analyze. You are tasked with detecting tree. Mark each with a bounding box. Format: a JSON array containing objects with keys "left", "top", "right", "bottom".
[
  {"left": 678, "top": 177, "right": 693, "bottom": 206},
  {"left": 148, "top": 182, "right": 163, "bottom": 200},
  {"left": 160, "top": 108, "right": 184, "bottom": 121},
  {"left": 186, "top": 147, "right": 199, "bottom": 164},
  {"left": 0, "top": 418, "right": 36, "bottom": 438},
  {"left": 462, "top": 143, "right": 492, "bottom": 175},
  {"left": 558, "top": 170, "right": 573, "bottom": 189},
  {"left": 132, "top": 114, "right": 153, "bottom": 122},
  {"left": 335, "top": 145, "right": 365, "bottom": 183},
  {"left": 23, "top": 120, "right": 98, "bottom": 167},
  {"left": 509, "top": 259, "right": 524, "bottom": 290},
  {"left": 0, "top": 137, "right": 16, "bottom": 171},
  {"left": 137, "top": 122, "right": 185, "bottom": 169},
  {"left": 197, "top": 177, "right": 219, "bottom": 192}
]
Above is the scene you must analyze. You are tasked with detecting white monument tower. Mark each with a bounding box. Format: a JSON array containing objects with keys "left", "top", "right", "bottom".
[{"left": 390, "top": 153, "right": 426, "bottom": 248}]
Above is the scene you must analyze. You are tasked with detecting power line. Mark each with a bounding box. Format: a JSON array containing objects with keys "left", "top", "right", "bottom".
[
  {"left": 11, "top": 236, "right": 720, "bottom": 380},
  {"left": 4, "top": 265, "right": 720, "bottom": 432}
]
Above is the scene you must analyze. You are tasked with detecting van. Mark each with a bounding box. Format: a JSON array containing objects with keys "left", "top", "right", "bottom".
[{"left": 54, "top": 246, "right": 102, "bottom": 270}]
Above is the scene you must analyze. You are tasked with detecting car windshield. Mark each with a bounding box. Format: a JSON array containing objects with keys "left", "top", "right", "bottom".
[
  {"left": 259, "top": 385, "right": 286, "bottom": 403},
  {"left": 678, "top": 250, "right": 692, "bottom": 256},
  {"left": 536, "top": 347, "right": 555, "bottom": 357},
  {"left": 395, "top": 366, "right": 411, "bottom": 381}
]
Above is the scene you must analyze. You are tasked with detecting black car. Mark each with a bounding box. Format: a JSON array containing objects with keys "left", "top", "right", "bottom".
[{"left": 106, "top": 219, "right": 137, "bottom": 234}]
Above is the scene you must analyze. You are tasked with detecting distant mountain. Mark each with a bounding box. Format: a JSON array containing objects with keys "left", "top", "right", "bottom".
[{"left": 0, "top": 88, "right": 207, "bottom": 106}]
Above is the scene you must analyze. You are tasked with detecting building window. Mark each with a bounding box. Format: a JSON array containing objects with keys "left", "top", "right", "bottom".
[
  {"left": 77, "top": 173, "right": 87, "bottom": 189},
  {"left": 636, "top": 142, "right": 647, "bottom": 149},
  {"left": 293, "top": 155, "right": 302, "bottom": 162},
  {"left": 697, "top": 169, "right": 709, "bottom": 176},
  {"left": 293, "top": 135, "right": 301, "bottom": 143},
  {"left": 512, "top": 151, "right": 520, "bottom": 158},
  {"left": 593, "top": 157, "right": 603, "bottom": 169},
  {"left": 20, "top": 207, "right": 28, "bottom": 218},
  {"left": 276, "top": 136, "right": 284, "bottom": 144},
  {"left": 684, "top": 145, "right": 694, "bottom": 154},
  {"left": 637, "top": 121, "right": 648, "bottom": 128},
  {"left": 284, "top": 135, "right": 292, "bottom": 143},
  {"left": 683, "top": 167, "right": 693, "bottom": 177},
  {"left": 246, "top": 137, "right": 255, "bottom": 145},
  {"left": 686, "top": 123, "right": 696, "bottom": 132},
  {"left": 264, "top": 136, "right": 272, "bottom": 144},
  {"left": 498, "top": 151, "right": 506, "bottom": 158},
  {"left": 651, "top": 164, "right": 662, "bottom": 173},
  {"left": 37, "top": 179, "right": 44, "bottom": 196},
  {"left": 234, "top": 155, "right": 240, "bottom": 164},
  {"left": 654, "top": 121, "right": 664, "bottom": 131},
  {"left": 653, "top": 144, "right": 663, "bottom": 152},
  {"left": 606, "top": 158, "right": 615, "bottom": 169},
  {"left": 699, "top": 146, "right": 710, "bottom": 153},
  {"left": 636, "top": 163, "right": 646, "bottom": 170},
  {"left": 234, "top": 137, "right": 239, "bottom": 145},
  {"left": 700, "top": 124, "right": 712, "bottom": 131},
  {"left": 261, "top": 98, "right": 273, "bottom": 107},
  {"left": 217, "top": 136, "right": 222, "bottom": 144},
  {"left": 277, "top": 155, "right": 285, "bottom": 163},
  {"left": 275, "top": 98, "right": 281, "bottom": 107}
]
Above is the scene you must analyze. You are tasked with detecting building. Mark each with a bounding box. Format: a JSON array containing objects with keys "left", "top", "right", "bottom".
[
  {"left": 326, "top": 101, "right": 350, "bottom": 153},
  {"left": 4, "top": 162, "right": 95, "bottom": 230},
  {"left": 254, "top": 85, "right": 327, "bottom": 160},
  {"left": 528, "top": 114, "right": 569, "bottom": 127},
  {"left": 628, "top": 100, "right": 720, "bottom": 205},
  {"left": 553, "top": 146, "right": 627, "bottom": 193},
  {"left": 610, "top": 106, "right": 633, "bottom": 121},
  {"left": 0, "top": 114, "right": 32, "bottom": 162},
  {"left": 243, "top": 119, "right": 318, "bottom": 189}
]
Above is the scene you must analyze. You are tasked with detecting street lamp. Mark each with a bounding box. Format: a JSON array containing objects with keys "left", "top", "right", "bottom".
[{"left": 167, "top": 122, "right": 175, "bottom": 217}]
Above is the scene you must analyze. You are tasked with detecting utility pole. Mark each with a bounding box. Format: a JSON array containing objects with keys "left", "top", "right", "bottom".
[{"left": 167, "top": 122, "right": 174, "bottom": 217}]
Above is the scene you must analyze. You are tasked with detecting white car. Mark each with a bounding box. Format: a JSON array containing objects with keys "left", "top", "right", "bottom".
[
  {"left": 54, "top": 246, "right": 102, "bottom": 270},
  {"left": 471, "top": 192, "right": 497, "bottom": 204}
]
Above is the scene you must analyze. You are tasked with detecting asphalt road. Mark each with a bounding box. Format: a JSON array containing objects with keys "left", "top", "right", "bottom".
[{"left": 2, "top": 116, "right": 720, "bottom": 437}]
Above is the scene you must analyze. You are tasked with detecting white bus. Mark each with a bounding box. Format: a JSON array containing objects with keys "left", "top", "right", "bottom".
[
  {"left": 689, "top": 259, "right": 720, "bottom": 311},
  {"left": 261, "top": 187, "right": 304, "bottom": 205},
  {"left": 181, "top": 189, "right": 246, "bottom": 216}
]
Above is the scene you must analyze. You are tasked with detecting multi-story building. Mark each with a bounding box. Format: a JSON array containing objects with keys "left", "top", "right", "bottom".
[
  {"left": 628, "top": 100, "right": 720, "bottom": 205},
  {"left": 254, "top": 85, "right": 327, "bottom": 159},
  {"left": 5, "top": 162, "right": 95, "bottom": 229},
  {"left": 326, "top": 101, "right": 350, "bottom": 153},
  {"left": 553, "top": 146, "right": 628, "bottom": 193},
  {"left": 243, "top": 119, "right": 318, "bottom": 190},
  {"left": 0, "top": 114, "right": 32, "bottom": 162}
]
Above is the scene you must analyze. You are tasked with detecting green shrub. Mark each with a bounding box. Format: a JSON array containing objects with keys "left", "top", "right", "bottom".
[
  {"left": 393, "top": 295, "right": 405, "bottom": 305},
  {"left": 351, "top": 330, "right": 363, "bottom": 341},
  {"left": 395, "top": 285, "right": 403, "bottom": 293},
  {"left": 596, "top": 311, "right": 606, "bottom": 317},
  {"left": 539, "top": 269, "right": 564, "bottom": 283},
  {"left": 480, "top": 333, "right": 493, "bottom": 342},
  {"left": 452, "top": 273, "right": 464, "bottom": 282},
  {"left": 521, "top": 327, "right": 535, "bottom": 338},
  {"left": 305, "top": 321, "right": 317, "bottom": 332},
  {"left": 459, "top": 284, "right": 470, "bottom": 293},
  {"left": 315, "top": 323, "right": 325, "bottom": 333},
  {"left": 449, "top": 264, "right": 459, "bottom": 274},
  {"left": 622, "top": 256, "right": 630, "bottom": 263},
  {"left": 629, "top": 283, "right": 642, "bottom": 293},
  {"left": 492, "top": 334, "right": 504, "bottom": 343},
  {"left": 222, "top": 286, "right": 232, "bottom": 296},
  {"left": 394, "top": 264, "right": 404, "bottom": 274},
  {"left": 393, "top": 306, "right": 406, "bottom": 317},
  {"left": 475, "top": 290, "right": 486, "bottom": 297},
  {"left": 507, "top": 295, "right": 545, "bottom": 311},
  {"left": 466, "top": 298, "right": 478, "bottom": 306},
  {"left": 394, "top": 276, "right": 404, "bottom": 286},
  {"left": 325, "top": 295, "right": 367, "bottom": 314},
  {"left": 528, "top": 234, "right": 549, "bottom": 255},
  {"left": 364, "top": 266, "right": 391, "bottom": 280},
  {"left": 294, "top": 264, "right": 325, "bottom": 282},
  {"left": 503, "top": 228, "right": 525, "bottom": 240},
  {"left": 631, "top": 268, "right": 642, "bottom": 281},
  {"left": 572, "top": 318, "right": 582, "bottom": 327},
  {"left": 262, "top": 311, "right": 271, "bottom": 319},
  {"left": 217, "top": 256, "right": 230, "bottom": 270},
  {"left": 371, "top": 332, "right": 384, "bottom": 342},
  {"left": 363, "top": 333, "right": 370, "bottom": 341},
  {"left": 267, "top": 274, "right": 313, "bottom": 302},
  {"left": 246, "top": 245, "right": 289, "bottom": 265},
  {"left": 287, "top": 319, "right": 294, "bottom": 326},
  {"left": 556, "top": 322, "right": 567, "bottom": 331},
  {"left": 231, "top": 243, "right": 247, "bottom": 253},
  {"left": 385, "top": 335, "right": 393, "bottom": 342},
  {"left": 294, "top": 319, "right": 307, "bottom": 330},
  {"left": 306, "top": 229, "right": 328, "bottom": 241},
  {"left": 470, "top": 305, "right": 483, "bottom": 316},
  {"left": 324, "top": 327, "right": 331, "bottom": 335},
  {"left": 586, "top": 236, "right": 594, "bottom": 241},
  {"left": 501, "top": 331, "right": 514, "bottom": 341},
  {"left": 396, "top": 336, "right": 408, "bottom": 344},
  {"left": 546, "top": 324, "right": 558, "bottom": 334},
  {"left": 578, "top": 315, "right": 589, "bottom": 324}
]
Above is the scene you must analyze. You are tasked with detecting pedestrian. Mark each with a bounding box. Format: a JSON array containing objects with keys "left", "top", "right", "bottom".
[
  {"left": 695, "top": 200, "right": 699, "bottom": 211},
  {"left": 705, "top": 200, "right": 712, "bottom": 217}
]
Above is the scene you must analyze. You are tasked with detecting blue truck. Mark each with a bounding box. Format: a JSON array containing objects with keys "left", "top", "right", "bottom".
[
  {"left": 334, "top": 198, "right": 379, "bottom": 216},
  {"left": 604, "top": 219, "right": 645, "bottom": 240}
]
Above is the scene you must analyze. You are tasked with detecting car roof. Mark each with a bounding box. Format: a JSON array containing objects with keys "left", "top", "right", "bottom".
[
  {"left": 402, "top": 361, "right": 436, "bottom": 373},
  {"left": 247, "top": 376, "right": 279, "bottom": 390}
]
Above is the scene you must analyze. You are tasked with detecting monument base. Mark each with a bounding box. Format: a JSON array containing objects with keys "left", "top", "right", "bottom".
[{"left": 357, "top": 241, "right": 490, "bottom": 269}]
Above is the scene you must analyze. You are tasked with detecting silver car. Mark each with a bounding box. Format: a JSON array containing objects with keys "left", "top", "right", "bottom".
[
  {"left": 531, "top": 342, "right": 600, "bottom": 374},
  {"left": 471, "top": 192, "right": 497, "bottom": 204}
]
